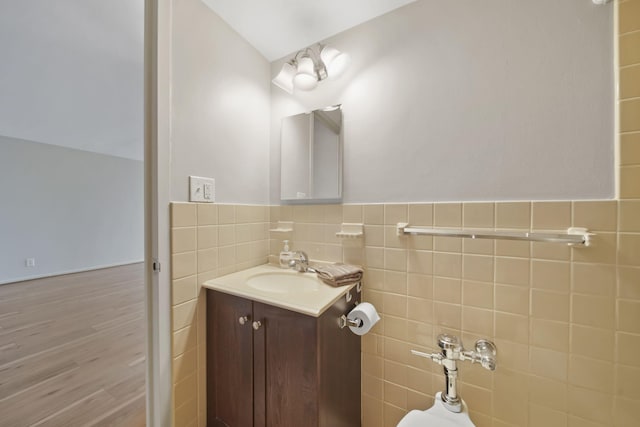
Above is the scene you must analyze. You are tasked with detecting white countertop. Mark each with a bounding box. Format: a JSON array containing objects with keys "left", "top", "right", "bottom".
[{"left": 202, "top": 264, "right": 356, "bottom": 317}]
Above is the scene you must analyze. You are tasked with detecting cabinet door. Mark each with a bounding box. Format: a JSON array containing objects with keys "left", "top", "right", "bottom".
[
  {"left": 207, "top": 291, "right": 254, "bottom": 427},
  {"left": 253, "top": 302, "right": 319, "bottom": 427}
]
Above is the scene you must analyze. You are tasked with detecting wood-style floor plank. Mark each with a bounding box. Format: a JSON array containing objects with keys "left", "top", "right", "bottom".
[{"left": 0, "top": 264, "right": 146, "bottom": 427}]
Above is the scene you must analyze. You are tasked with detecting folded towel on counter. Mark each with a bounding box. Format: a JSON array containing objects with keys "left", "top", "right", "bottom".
[{"left": 314, "top": 263, "right": 363, "bottom": 287}]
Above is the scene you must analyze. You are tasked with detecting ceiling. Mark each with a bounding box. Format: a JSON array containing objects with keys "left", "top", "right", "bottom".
[{"left": 201, "top": 0, "right": 417, "bottom": 61}]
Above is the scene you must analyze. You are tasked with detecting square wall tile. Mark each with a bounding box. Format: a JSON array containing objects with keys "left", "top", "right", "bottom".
[
  {"left": 620, "top": 133, "right": 640, "bottom": 166},
  {"left": 433, "top": 302, "right": 461, "bottom": 329},
  {"left": 618, "top": 299, "right": 640, "bottom": 334},
  {"left": 532, "top": 202, "right": 571, "bottom": 230},
  {"left": 619, "top": 200, "right": 640, "bottom": 232},
  {"left": 617, "top": 332, "right": 640, "bottom": 367},
  {"left": 529, "top": 404, "right": 567, "bottom": 427},
  {"left": 531, "top": 289, "right": 569, "bottom": 322},
  {"left": 343, "top": 204, "right": 363, "bottom": 223},
  {"left": 218, "top": 205, "right": 236, "bottom": 224},
  {"left": 172, "top": 275, "right": 197, "bottom": 306},
  {"left": 618, "top": 266, "right": 640, "bottom": 299},
  {"left": 530, "top": 347, "right": 567, "bottom": 382},
  {"left": 572, "top": 201, "right": 617, "bottom": 232},
  {"left": 197, "top": 204, "right": 218, "bottom": 225},
  {"left": 463, "top": 203, "right": 494, "bottom": 228},
  {"left": 174, "top": 373, "right": 198, "bottom": 410},
  {"left": 407, "top": 250, "right": 432, "bottom": 275},
  {"left": 528, "top": 375, "right": 566, "bottom": 412},
  {"left": 434, "top": 236, "right": 461, "bottom": 253},
  {"left": 568, "top": 356, "right": 613, "bottom": 392},
  {"left": 384, "top": 204, "right": 408, "bottom": 225},
  {"left": 434, "top": 203, "right": 462, "bottom": 227},
  {"left": 197, "top": 248, "right": 218, "bottom": 273},
  {"left": 572, "top": 232, "right": 617, "bottom": 265},
  {"left": 620, "top": 31, "right": 640, "bottom": 67},
  {"left": 172, "top": 227, "right": 197, "bottom": 254},
  {"left": 531, "top": 318, "right": 568, "bottom": 352},
  {"left": 495, "top": 257, "right": 529, "bottom": 287},
  {"left": 408, "top": 204, "right": 433, "bottom": 226},
  {"left": 567, "top": 386, "right": 612, "bottom": 425},
  {"left": 495, "top": 239, "right": 530, "bottom": 258},
  {"left": 571, "top": 324, "right": 613, "bottom": 362},
  {"left": 621, "top": 99, "right": 640, "bottom": 133},
  {"left": 173, "top": 348, "right": 197, "bottom": 383},
  {"left": 572, "top": 263, "right": 615, "bottom": 296},
  {"left": 620, "top": 0, "right": 640, "bottom": 34},
  {"left": 571, "top": 294, "right": 615, "bottom": 329},
  {"left": 463, "top": 238, "right": 494, "bottom": 255},
  {"left": 462, "top": 306, "right": 493, "bottom": 335},
  {"left": 532, "top": 241, "right": 571, "bottom": 261},
  {"left": 171, "top": 203, "right": 197, "bottom": 227},
  {"left": 495, "top": 284, "right": 529, "bottom": 315},
  {"left": 619, "top": 233, "right": 640, "bottom": 266},
  {"left": 364, "top": 204, "right": 384, "bottom": 225},
  {"left": 173, "top": 325, "right": 197, "bottom": 357},
  {"left": 433, "top": 277, "right": 461, "bottom": 304},
  {"left": 197, "top": 226, "right": 218, "bottom": 250},
  {"left": 172, "top": 252, "right": 197, "bottom": 280},
  {"left": 324, "top": 204, "right": 343, "bottom": 224},
  {"left": 614, "top": 396, "right": 640, "bottom": 427},
  {"left": 495, "top": 202, "right": 530, "bottom": 229},
  {"left": 173, "top": 299, "right": 197, "bottom": 331},
  {"left": 174, "top": 397, "right": 197, "bottom": 427},
  {"left": 407, "top": 274, "right": 432, "bottom": 299},
  {"left": 620, "top": 166, "right": 640, "bottom": 198},
  {"left": 433, "top": 252, "right": 462, "bottom": 279},
  {"left": 531, "top": 260, "right": 570, "bottom": 293},
  {"left": 495, "top": 312, "right": 528, "bottom": 345},
  {"left": 462, "top": 255, "right": 494, "bottom": 282},
  {"left": 620, "top": 64, "right": 640, "bottom": 100}
]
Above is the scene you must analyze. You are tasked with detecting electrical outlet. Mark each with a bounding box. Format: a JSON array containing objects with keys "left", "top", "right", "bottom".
[
  {"left": 189, "top": 176, "right": 215, "bottom": 203},
  {"left": 25, "top": 258, "right": 35, "bottom": 267}
]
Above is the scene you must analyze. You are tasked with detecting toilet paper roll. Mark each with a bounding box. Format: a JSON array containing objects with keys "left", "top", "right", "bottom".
[{"left": 347, "top": 302, "right": 380, "bottom": 336}]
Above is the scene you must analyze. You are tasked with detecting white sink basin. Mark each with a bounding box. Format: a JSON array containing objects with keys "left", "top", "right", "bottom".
[{"left": 246, "top": 272, "right": 321, "bottom": 294}]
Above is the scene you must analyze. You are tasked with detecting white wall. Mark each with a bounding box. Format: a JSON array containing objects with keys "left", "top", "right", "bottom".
[
  {"left": 170, "top": 0, "right": 271, "bottom": 203},
  {"left": 0, "top": 136, "right": 144, "bottom": 284},
  {"left": 270, "top": 0, "right": 614, "bottom": 203}
]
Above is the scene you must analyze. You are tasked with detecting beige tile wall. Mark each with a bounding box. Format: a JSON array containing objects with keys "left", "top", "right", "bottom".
[
  {"left": 170, "top": 203, "right": 269, "bottom": 427},
  {"left": 268, "top": 200, "right": 640, "bottom": 427}
]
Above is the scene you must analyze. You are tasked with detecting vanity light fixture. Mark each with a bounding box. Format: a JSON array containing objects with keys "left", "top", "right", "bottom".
[{"left": 272, "top": 44, "right": 350, "bottom": 94}]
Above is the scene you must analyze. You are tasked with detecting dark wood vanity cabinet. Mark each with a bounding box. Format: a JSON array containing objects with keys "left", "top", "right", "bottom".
[{"left": 207, "top": 290, "right": 361, "bottom": 427}]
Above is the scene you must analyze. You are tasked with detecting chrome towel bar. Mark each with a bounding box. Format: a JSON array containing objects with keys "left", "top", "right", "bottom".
[{"left": 396, "top": 223, "right": 593, "bottom": 247}]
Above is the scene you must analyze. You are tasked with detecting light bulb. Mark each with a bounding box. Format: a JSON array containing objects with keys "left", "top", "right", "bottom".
[
  {"left": 272, "top": 62, "right": 296, "bottom": 94},
  {"left": 293, "top": 56, "right": 318, "bottom": 91},
  {"left": 320, "top": 46, "right": 350, "bottom": 79}
]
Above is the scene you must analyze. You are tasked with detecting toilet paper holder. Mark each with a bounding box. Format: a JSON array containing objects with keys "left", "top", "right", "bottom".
[{"left": 338, "top": 314, "right": 362, "bottom": 329}]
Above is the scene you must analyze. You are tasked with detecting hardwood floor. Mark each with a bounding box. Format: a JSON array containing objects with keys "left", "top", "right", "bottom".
[{"left": 0, "top": 263, "right": 146, "bottom": 427}]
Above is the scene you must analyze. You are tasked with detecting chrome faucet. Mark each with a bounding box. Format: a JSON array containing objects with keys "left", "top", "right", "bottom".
[
  {"left": 288, "top": 251, "right": 315, "bottom": 272},
  {"left": 411, "top": 334, "right": 497, "bottom": 413}
]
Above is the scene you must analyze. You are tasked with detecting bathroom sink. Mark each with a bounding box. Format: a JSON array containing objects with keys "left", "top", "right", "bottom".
[{"left": 246, "top": 272, "right": 321, "bottom": 294}]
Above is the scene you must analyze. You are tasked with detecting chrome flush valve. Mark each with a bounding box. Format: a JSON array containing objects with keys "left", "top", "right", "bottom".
[{"left": 411, "top": 334, "right": 497, "bottom": 413}]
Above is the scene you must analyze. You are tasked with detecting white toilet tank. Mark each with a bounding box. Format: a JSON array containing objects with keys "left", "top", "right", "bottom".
[{"left": 397, "top": 392, "right": 475, "bottom": 427}]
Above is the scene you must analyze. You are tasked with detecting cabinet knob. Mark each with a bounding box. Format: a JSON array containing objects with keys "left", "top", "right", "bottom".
[
  {"left": 252, "top": 320, "right": 262, "bottom": 330},
  {"left": 238, "top": 316, "right": 249, "bottom": 325}
]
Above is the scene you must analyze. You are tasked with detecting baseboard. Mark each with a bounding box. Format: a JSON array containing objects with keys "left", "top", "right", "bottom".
[{"left": 0, "top": 260, "right": 145, "bottom": 285}]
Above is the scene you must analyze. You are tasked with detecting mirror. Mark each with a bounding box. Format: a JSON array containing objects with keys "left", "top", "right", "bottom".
[{"left": 280, "top": 106, "right": 343, "bottom": 202}]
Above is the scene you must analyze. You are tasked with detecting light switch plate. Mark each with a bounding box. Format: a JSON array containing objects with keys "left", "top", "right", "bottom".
[{"left": 189, "top": 176, "right": 215, "bottom": 203}]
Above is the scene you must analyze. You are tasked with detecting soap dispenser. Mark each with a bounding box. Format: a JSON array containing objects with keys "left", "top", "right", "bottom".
[{"left": 279, "top": 240, "right": 293, "bottom": 268}]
